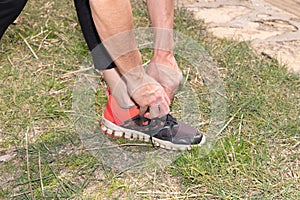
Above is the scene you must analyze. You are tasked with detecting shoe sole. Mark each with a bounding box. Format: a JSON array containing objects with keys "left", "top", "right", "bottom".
[{"left": 100, "top": 115, "right": 206, "bottom": 151}]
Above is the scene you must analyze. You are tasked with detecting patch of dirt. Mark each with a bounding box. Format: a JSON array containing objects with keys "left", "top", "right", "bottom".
[{"left": 81, "top": 168, "right": 189, "bottom": 199}]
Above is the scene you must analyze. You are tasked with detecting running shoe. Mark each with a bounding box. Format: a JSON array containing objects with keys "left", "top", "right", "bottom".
[{"left": 100, "top": 90, "right": 205, "bottom": 150}]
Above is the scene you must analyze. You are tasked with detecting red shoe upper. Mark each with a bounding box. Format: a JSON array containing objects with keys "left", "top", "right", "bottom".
[{"left": 103, "top": 90, "right": 140, "bottom": 126}]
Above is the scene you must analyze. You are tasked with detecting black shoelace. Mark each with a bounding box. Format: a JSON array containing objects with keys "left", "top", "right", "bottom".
[{"left": 149, "top": 114, "right": 178, "bottom": 148}]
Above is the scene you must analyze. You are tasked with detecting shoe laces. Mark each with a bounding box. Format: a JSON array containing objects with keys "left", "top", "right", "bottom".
[
  {"left": 130, "top": 114, "right": 179, "bottom": 148},
  {"left": 164, "top": 114, "right": 178, "bottom": 127},
  {"left": 150, "top": 114, "right": 178, "bottom": 147}
]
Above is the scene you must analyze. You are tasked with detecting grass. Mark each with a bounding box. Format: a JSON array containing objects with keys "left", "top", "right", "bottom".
[{"left": 0, "top": 0, "right": 299, "bottom": 199}]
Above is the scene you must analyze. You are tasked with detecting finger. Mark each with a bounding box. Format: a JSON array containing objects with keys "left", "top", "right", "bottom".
[
  {"left": 144, "top": 112, "right": 151, "bottom": 119},
  {"left": 139, "top": 106, "right": 148, "bottom": 117},
  {"left": 149, "top": 100, "right": 170, "bottom": 119},
  {"left": 163, "top": 86, "right": 175, "bottom": 101},
  {"left": 157, "top": 100, "right": 169, "bottom": 118},
  {"left": 159, "top": 88, "right": 171, "bottom": 106},
  {"left": 163, "top": 91, "right": 171, "bottom": 106},
  {"left": 149, "top": 90, "right": 170, "bottom": 118},
  {"left": 149, "top": 104, "right": 161, "bottom": 118}
]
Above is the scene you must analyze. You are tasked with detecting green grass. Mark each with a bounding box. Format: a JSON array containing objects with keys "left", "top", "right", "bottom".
[{"left": 0, "top": 0, "right": 299, "bottom": 199}]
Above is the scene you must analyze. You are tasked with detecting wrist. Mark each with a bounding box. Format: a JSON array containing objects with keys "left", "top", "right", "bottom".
[{"left": 123, "top": 66, "right": 149, "bottom": 96}]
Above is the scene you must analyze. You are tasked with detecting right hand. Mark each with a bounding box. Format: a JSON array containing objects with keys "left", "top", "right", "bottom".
[
  {"left": 124, "top": 66, "right": 170, "bottom": 118},
  {"left": 146, "top": 53, "right": 183, "bottom": 100},
  {"left": 130, "top": 80, "right": 170, "bottom": 119},
  {"left": 147, "top": 63, "right": 182, "bottom": 100}
]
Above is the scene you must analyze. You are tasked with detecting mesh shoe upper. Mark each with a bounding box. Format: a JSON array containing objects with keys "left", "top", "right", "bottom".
[{"left": 102, "top": 90, "right": 205, "bottom": 148}]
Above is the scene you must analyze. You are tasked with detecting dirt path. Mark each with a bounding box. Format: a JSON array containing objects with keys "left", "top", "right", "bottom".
[
  {"left": 178, "top": 0, "right": 300, "bottom": 74},
  {"left": 265, "top": 0, "right": 300, "bottom": 18}
]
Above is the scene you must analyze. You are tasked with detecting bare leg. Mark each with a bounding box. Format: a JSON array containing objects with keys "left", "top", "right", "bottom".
[
  {"left": 102, "top": 69, "right": 135, "bottom": 108},
  {"left": 146, "top": 0, "right": 182, "bottom": 99},
  {"left": 89, "top": 0, "right": 141, "bottom": 74}
]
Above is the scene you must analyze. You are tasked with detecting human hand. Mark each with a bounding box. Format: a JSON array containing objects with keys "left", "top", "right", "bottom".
[
  {"left": 131, "top": 80, "right": 170, "bottom": 118},
  {"left": 147, "top": 62, "right": 183, "bottom": 100},
  {"left": 124, "top": 66, "right": 170, "bottom": 118}
]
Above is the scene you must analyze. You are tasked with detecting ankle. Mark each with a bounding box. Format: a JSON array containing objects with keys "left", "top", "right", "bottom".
[{"left": 109, "top": 90, "right": 135, "bottom": 109}]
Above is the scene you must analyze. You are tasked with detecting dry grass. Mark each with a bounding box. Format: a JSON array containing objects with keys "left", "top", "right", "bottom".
[{"left": 0, "top": 0, "right": 299, "bottom": 199}]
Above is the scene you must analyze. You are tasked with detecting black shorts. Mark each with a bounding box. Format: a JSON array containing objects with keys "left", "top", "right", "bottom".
[
  {"left": 0, "top": 0, "right": 115, "bottom": 70},
  {"left": 0, "top": 0, "right": 27, "bottom": 39},
  {"left": 74, "top": 0, "right": 116, "bottom": 70}
]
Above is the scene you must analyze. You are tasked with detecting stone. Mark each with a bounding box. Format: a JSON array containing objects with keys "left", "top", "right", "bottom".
[{"left": 178, "top": 0, "right": 300, "bottom": 74}]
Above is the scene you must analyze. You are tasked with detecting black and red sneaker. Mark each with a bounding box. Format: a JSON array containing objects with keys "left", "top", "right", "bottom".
[{"left": 101, "top": 90, "right": 205, "bottom": 150}]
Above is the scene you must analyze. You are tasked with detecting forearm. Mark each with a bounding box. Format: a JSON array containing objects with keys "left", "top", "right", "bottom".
[
  {"left": 147, "top": 0, "right": 174, "bottom": 53},
  {"left": 146, "top": 0, "right": 182, "bottom": 99}
]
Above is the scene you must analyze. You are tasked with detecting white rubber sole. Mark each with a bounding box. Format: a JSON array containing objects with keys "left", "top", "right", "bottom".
[{"left": 101, "top": 116, "right": 206, "bottom": 151}]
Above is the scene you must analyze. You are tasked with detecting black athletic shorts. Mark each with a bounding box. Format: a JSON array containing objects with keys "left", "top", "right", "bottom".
[
  {"left": 0, "top": 0, "right": 115, "bottom": 70},
  {"left": 0, "top": 0, "right": 27, "bottom": 39},
  {"left": 74, "top": 0, "right": 116, "bottom": 70}
]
